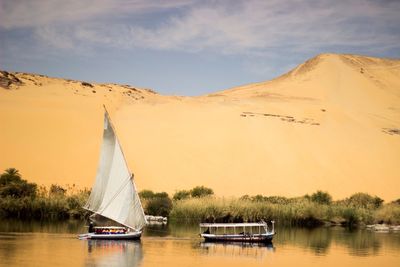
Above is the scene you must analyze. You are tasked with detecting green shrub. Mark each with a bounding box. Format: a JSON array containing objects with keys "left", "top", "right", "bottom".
[
  {"left": 190, "top": 186, "right": 214, "bottom": 198},
  {"left": 239, "top": 195, "right": 250, "bottom": 201},
  {"left": 139, "top": 190, "right": 173, "bottom": 217},
  {"left": 392, "top": 199, "right": 400, "bottom": 205},
  {"left": 251, "top": 194, "right": 265, "bottom": 202},
  {"left": 139, "top": 190, "right": 155, "bottom": 199},
  {"left": 49, "top": 184, "right": 66, "bottom": 196},
  {"left": 347, "top": 193, "right": 383, "bottom": 209},
  {"left": 173, "top": 190, "right": 191, "bottom": 201},
  {"left": 341, "top": 207, "right": 360, "bottom": 226},
  {"left": 145, "top": 196, "right": 173, "bottom": 217},
  {"left": 311, "top": 191, "right": 332, "bottom": 205},
  {"left": 154, "top": 192, "right": 169, "bottom": 198}
]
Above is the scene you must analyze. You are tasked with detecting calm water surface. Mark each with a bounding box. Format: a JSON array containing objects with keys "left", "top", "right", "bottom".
[{"left": 0, "top": 219, "right": 399, "bottom": 266}]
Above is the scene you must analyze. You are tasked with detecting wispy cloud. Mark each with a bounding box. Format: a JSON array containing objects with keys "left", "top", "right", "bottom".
[
  {"left": 0, "top": 0, "right": 194, "bottom": 29},
  {"left": 1, "top": 0, "right": 399, "bottom": 56}
]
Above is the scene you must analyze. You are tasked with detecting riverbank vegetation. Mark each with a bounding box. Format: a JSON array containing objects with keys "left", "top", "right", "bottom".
[
  {"left": 139, "top": 190, "right": 172, "bottom": 217},
  {"left": 0, "top": 168, "right": 89, "bottom": 219},
  {"left": 1, "top": 168, "right": 399, "bottom": 227},
  {"left": 137, "top": 186, "right": 215, "bottom": 217},
  {"left": 170, "top": 190, "right": 399, "bottom": 226}
]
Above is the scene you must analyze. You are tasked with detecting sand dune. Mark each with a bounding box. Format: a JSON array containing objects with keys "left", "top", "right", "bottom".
[{"left": 0, "top": 53, "right": 399, "bottom": 200}]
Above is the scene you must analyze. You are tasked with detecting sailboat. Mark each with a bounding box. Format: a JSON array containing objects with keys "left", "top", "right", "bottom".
[{"left": 79, "top": 107, "right": 147, "bottom": 240}]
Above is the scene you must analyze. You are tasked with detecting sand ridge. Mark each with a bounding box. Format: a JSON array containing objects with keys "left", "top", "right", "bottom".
[{"left": 0, "top": 53, "right": 399, "bottom": 200}]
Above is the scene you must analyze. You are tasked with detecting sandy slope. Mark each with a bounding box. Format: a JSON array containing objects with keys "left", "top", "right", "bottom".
[{"left": 0, "top": 53, "right": 399, "bottom": 200}]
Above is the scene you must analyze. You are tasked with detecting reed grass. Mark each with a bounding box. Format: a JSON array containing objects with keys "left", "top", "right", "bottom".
[
  {"left": 170, "top": 197, "right": 326, "bottom": 225},
  {"left": 169, "top": 197, "right": 395, "bottom": 226},
  {"left": 373, "top": 204, "right": 400, "bottom": 225},
  {"left": 0, "top": 186, "right": 89, "bottom": 220}
]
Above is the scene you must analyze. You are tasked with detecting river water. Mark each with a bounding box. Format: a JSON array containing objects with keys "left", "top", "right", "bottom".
[{"left": 0, "top": 219, "right": 399, "bottom": 266}]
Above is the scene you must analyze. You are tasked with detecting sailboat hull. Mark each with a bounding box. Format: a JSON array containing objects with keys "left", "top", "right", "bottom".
[{"left": 79, "top": 230, "right": 142, "bottom": 240}]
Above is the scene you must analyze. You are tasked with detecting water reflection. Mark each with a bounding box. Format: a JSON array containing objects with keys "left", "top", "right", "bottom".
[
  {"left": 0, "top": 233, "right": 18, "bottom": 264},
  {"left": 0, "top": 219, "right": 400, "bottom": 267},
  {"left": 273, "top": 226, "right": 387, "bottom": 257},
  {"left": 199, "top": 241, "right": 275, "bottom": 259},
  {"left": 88, "top": 222, "right": 394, "bottom": 259},
  {"left": 143, "top": 223, "right": 171, "bottom": 237},
  {"left": 275, "top": 227, "right": 333, "bottom": 255},
  {"left": 334, "top": 229, "right": 381, "bottom": 256},
  {"left": 144, "top": 222, "right": 200, "bottom": 238},
  {"left": 0, "top": 218, "right": 85, "bottom": 233},
  {"left": 85, "top": 240, "right": 143, "bottom": 266}
]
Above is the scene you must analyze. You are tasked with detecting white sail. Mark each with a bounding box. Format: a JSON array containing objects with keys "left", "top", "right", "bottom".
[{"left": 84, "top": 111, "right": 147, "bottom": 230}]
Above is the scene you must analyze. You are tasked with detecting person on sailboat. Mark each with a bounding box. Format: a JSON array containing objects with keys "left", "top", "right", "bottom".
[{"left": 88, "top": 221, "right": 95, "bottom": 233}]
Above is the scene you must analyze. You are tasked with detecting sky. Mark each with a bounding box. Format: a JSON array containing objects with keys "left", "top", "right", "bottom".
[{"left": 1, "top": 0, "right": 399, "bottom": 96}]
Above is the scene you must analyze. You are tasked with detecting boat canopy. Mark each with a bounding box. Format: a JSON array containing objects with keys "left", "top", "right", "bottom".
[{"left": 200, "top": 222, "right": 268, "bottom": 228}]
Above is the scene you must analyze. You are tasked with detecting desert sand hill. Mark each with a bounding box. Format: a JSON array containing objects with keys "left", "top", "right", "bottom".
[{"left": 0, "top": 53, "right": 399, "bottom": 200}]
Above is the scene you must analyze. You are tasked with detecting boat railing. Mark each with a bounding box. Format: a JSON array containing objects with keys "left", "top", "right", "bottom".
[{"left": 93, "top": 226, "right": 127, "bottom": 229}]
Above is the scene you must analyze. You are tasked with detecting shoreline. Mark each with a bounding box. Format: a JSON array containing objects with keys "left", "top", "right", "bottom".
[
  {"left": 1, "top": 194, "right": 399, "bottom": 228},
  {"left": 1, "top": 169, "right": 399, "bottom": 227}
]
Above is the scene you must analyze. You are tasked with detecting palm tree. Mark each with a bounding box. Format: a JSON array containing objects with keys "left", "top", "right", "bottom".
[
  {"left": 0, "top": 168, "right": 22, "bottom": 185},
  {"left": 0, "top": 168, "right": 37, "bottom": 198},
  {"left": 4, "top": 168, "right": 21, "bottom": 178}
]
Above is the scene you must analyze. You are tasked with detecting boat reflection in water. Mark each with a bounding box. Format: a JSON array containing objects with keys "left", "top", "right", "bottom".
[
  {"left": 85, "top": 240, "right": 143, "bottom": 266},
  {"left": 199, "top": 241, "right": 275, "bottom": 260}
]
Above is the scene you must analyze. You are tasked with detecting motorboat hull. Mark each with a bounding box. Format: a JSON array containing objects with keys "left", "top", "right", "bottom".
[
  {"left": 201, "top": 232, "right": 274, "bottom": 243},
  {"left": 79, "top": 230, "right": 142, "bottom": 240}
]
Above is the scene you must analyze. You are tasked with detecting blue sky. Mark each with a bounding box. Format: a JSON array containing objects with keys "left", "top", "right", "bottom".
[{"left": 1, "top": 0, "right": 399, "bottom": 96}]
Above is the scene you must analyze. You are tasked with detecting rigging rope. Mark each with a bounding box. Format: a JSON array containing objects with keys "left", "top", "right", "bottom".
[{"left": 98, "top": 174, "right": 132, "bottom": 214}]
